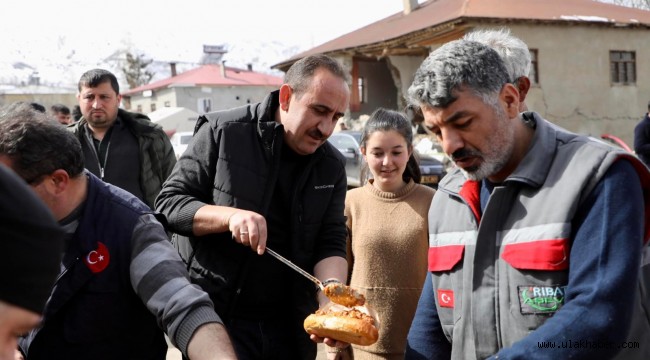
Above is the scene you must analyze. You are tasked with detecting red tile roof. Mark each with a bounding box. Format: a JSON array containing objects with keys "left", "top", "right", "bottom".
[
  {"left": 122, "top": 64, "right": 283, "bottom": 95},
  {"left": 274, "top": 0, "right": 650, "bottom": 68}
]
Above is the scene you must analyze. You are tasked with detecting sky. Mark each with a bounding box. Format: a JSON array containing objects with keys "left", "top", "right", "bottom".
[{"left": 0, "top": 0, "right": 422, "bottom": 86}]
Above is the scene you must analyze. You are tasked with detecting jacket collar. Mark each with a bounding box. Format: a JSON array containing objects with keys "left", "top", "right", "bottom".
[
  {"left": 505, "top": 112, "right": 557, "bottom": 188},
  {"left": 257, "top": 90, "right": 282, "bottom": 153}
]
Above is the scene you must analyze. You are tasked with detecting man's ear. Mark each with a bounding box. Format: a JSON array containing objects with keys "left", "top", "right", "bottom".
[
  {"left": 500, "top": 83, "right": 521, "bottom": 118},
  {"left": 279, "top": 84, "right": 292, "bottom": 112},
  {"left": 49, "top": 169, "right": 70, "bottom": 195},
  {"left": 516, "top": 76, "right": 531, "bottom": 104}
]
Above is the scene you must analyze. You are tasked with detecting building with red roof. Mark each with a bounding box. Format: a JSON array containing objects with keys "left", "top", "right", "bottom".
[{"left": 122, "top": 62, "right": 282, "bottom": 115}]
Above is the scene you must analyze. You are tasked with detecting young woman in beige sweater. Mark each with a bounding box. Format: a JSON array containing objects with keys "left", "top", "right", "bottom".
[{"left": 341, "top": 108, "right": 435, "bottom": 360}]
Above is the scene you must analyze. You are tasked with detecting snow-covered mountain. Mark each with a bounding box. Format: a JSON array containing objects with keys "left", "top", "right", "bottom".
[{"left": 0, "top": 38, "right": 303, "bottom": 90}]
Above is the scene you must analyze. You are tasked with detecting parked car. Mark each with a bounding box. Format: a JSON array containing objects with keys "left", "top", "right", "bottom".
[
  {"left": 327, "top": 130, "right": 445, "bottom": 188},
  {"left": 170, "top": 131, "right": 194, "bottom": 159}
]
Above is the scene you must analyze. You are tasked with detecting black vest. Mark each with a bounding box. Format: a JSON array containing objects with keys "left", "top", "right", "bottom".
[{"left": 20, "top": 173, "right": 167, "bottom": 360}]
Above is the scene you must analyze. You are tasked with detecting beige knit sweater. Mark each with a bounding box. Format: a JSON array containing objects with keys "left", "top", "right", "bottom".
[{"left": 345, "top": 179, "right": 435, "bottom": 359}]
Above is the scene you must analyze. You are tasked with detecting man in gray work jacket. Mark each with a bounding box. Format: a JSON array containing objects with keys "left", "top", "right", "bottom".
[{"left": 405, "top": 40, "right": 650, "bottom": 360}]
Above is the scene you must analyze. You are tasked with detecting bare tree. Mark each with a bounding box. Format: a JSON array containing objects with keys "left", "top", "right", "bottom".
[{"left": 121, "top": 52, "right": 154, "bottom": 89}]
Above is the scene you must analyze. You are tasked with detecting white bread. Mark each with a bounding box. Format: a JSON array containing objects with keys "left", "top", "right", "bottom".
[{"left": 304, "top": 308, "right": 379, "bottom": 346}]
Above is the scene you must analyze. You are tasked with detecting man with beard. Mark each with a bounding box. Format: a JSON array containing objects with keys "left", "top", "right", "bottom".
[
  {"left": 69, "top": 69, "right": 176, "bottom": 209},
  {"left": 50, "top": 103, "right": 73, "bottom": 125},
  {"left": 404, "top": 40, "right": 650, "bottom": 360}
]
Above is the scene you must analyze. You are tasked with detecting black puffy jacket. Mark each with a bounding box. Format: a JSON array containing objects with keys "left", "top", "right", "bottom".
[{"left": 155, "top": 91, "right": 348, "bottom": 320}]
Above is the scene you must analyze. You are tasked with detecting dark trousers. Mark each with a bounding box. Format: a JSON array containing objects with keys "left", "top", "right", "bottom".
[{"left": 227, "top": 317, "right": 316, "bottom": 360}]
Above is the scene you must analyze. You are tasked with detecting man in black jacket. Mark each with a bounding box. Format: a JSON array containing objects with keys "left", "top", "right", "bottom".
[
  {"left": 155, "top": 54, "right": 351, "bottom": 359},
  {"left": 69, "top": 69, "right": 176, "bottom": 208}
]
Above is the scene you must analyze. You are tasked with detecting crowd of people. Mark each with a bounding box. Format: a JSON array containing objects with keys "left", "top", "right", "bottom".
[{"left": 1, "top": 27, "right": 649, "bottom": 360}]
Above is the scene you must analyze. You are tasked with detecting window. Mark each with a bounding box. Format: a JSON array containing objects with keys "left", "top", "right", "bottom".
[
  {"left": 610, "top": 51, "right": 636, "bottom": 85},
  {"left": 164, "top": 101, "right": 171, "bottom": 107},
  {"left": 136, "top": 104, "right": 142, "bottom": 113},
  {"left": 198, "top": 98, "right": 212, "bottom": 113},
  {"left": 529, "top": 49, "right": 539, "bottom": 85},
  {"left": 150, "top": 103, "right": 156, "bottom": 112},
  {"left": 358, "top": 77, "right": 366, "bottom": 104}
]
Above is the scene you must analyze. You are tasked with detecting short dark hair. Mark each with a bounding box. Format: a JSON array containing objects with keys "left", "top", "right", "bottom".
[
  {"left": 30, "top": 102, "right": 47, "bottom": 113},
  {"left": 51, "top": 104, "right": 71, "bottom": 115},
  {"left": 78, "top": 68, "right": 120, "bottom": 94},
  {"left": 72, "top": 105, "right": 82, "bottom": 121},
  {"left": 283, "top": 54, "right": 349, "bottom": 99},
  {"left": 0, "top": 102, "right": 84, "bottom": 183}
]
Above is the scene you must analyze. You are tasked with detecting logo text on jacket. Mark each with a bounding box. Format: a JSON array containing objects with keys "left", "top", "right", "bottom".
[
  {"left": 314, "top": 184, "right": 334, "bottom": 190},
  {"left": 518, "top": 285, "right": 566, "bottom": 314}
]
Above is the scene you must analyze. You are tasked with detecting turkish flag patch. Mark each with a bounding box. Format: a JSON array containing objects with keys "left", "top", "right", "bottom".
[
  {"left": 437, "top": 289, "right": 454, "bottom": 308},
  {"left": 84, "top": 242, "right": 110, "bottom": 273}
]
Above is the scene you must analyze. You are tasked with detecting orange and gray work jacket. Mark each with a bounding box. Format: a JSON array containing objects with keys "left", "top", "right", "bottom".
[{"left": 427, "top": 113, "right": 650, "bottom": 360}]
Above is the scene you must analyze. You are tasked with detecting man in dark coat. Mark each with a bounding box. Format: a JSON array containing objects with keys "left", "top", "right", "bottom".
[{"left": 156, "top": 54, "right": 352, "bottom": 359}]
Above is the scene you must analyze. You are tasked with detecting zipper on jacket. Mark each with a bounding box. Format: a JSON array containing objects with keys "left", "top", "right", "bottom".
[
  {"left": 54, "top": 256, "right": 80, "bottom": 285},
  {"left": 83, "top": 124, "right": 110, "bottom": 181},
  {"left": 86, "top": 122, "right": 114, "bottom": 181},
  {"left": 98, "top": 142, "right": 110, "bottom": 180}
]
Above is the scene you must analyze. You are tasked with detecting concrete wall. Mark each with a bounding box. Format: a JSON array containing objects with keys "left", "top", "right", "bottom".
[
  {"left": 0, "top": 93, "right": 77, "bottom": 111},
  {"left": 128, "top": 85, "right": 279, "bottom": 115},
  {"left": 382, "top": 23, "right": 649, "bottom": 147},
  {"left": 351, "top": 59, "right": 398, "bottom": 119},
  {"left": 388, "top": 54, "right": 428, "bottom": 107},
  {"left": 504, "top": 23, "right": 650, "bottom": 146}
]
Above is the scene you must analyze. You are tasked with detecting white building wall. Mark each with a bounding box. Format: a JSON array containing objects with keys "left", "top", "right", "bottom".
[
  {"left": 493, "top": 23, "right": 650, "bottom": 146},
  {"left": 127, "top": 85, "right": 279, "bottom": 115},
  {"left": 386, "top": 23, "right": 650, "bottom": 147}
]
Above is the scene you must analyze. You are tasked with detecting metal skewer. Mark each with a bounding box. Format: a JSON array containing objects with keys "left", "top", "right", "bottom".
[{"left": 266, "top": 247, "right": 324, "bottom": 290}]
